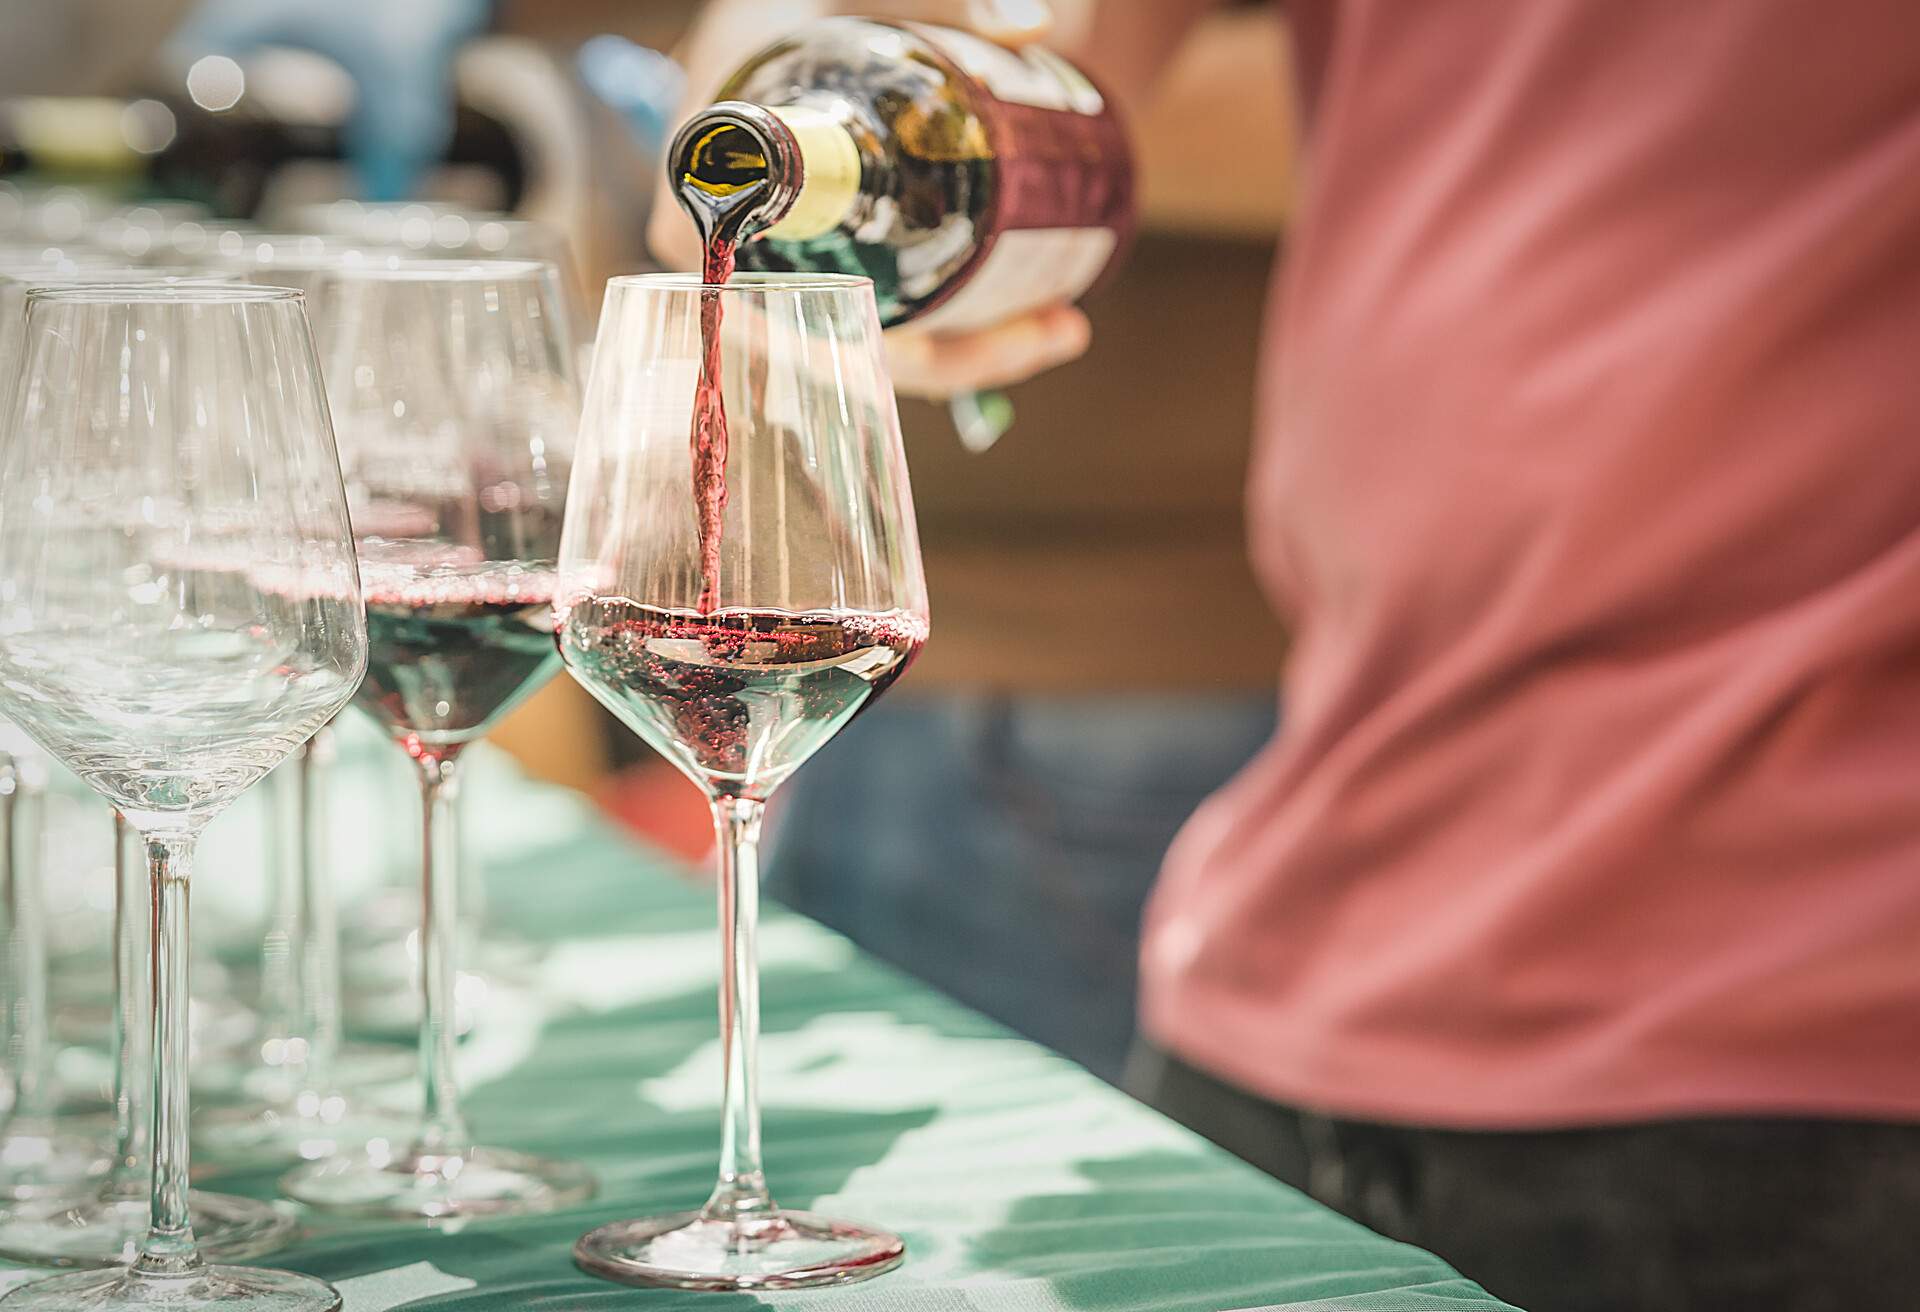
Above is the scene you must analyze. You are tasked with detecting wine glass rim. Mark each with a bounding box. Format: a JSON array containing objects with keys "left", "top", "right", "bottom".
[
  {"left": 318, "top": 257, "right": 553, "bottom": 282},
  {"left": 24, "top": 281, "right": 303, "bottom": 305},
  {"left": 610, "top": 272, "right": 875, "bottom": 295}
]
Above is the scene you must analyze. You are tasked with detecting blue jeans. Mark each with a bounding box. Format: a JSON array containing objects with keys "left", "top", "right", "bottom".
[{"left": 763, "top": 693, "right": 1276, "bottom": 1084}]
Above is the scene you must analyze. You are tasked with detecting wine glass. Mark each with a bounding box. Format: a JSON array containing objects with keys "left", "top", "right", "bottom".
[
  {"left": 558, "top": 273, "right": 928, "bottom": 1290},
  {"left": 0, "top": 264, "right": 209, "bottom": 1199},
  {"left": 0, "top": 284, "right": 362, "bottom": 1309},
  {"left": 278, "top": 259, "right": 594, "bottom": 1220},
  {"left": 0, "top": 266, "right": 306, "bottom": 1268}
]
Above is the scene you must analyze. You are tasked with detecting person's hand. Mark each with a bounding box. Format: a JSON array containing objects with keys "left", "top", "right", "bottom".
[
  {"left": 885, "top": 303, "right": 1091, "bottom": 398},
  {"left": 649, "top": 0, "right": 1093, "bottom": 399}
]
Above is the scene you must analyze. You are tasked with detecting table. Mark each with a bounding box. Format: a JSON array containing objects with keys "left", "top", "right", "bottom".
[{"left": 14, "top": 748, "right": 1525, "bottom": 1312}]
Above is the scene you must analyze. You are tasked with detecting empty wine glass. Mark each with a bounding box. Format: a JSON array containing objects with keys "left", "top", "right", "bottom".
[
  {"left": 0, "top": 263, "right": 217, "bottom": 1201},
  {"left": 278, "top": 260, "right": 593, "bottom": 1220},
  {"left": 0, "top": 266, "right": 302, "bottom": 1267},
  {"left": 558, "top": 273, "right": 928, "bottom": 1290},
  {"left": 0, "top": 284, "right": 364, "bottom": 1310}
]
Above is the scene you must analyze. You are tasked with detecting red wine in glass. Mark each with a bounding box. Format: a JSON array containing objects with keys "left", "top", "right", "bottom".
[
  {"left": 356, "top": 562, "right": 561, "bottom": 753},
  {"left": 558, "top": 597, "right": 925, "bottom": 798}
]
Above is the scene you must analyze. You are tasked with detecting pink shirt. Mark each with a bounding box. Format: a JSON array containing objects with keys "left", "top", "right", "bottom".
[{"left": 1141, "top": 0, "right": 1920, "bottom": 1127}]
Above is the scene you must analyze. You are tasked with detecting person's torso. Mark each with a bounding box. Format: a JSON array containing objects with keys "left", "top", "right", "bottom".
[{"left": 1144, "top": 0, "right": 1920, "bottom": 1124}]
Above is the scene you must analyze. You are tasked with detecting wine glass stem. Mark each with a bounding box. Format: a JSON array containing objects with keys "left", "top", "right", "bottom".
[
  {"left": 414, "top": 753, "right": 470, "bottom": 1157},
  {"left": 1, "top": 752, "right": 53, "bottom": 1123},
  {"left": 258, "top": 760, "right": 304, "bottom": 1073},
  {"left": 296, "top": 724, "right": 343, "bottom": 1092},
  {"left": 704, "top": 796, "right": 773, "bottom": 1223},
  {"left": 137, "top": 832, "right": 202, "bottom": 1280},
  {"left": 105, "top": 814, "right": 152, "bottom": 1202}
]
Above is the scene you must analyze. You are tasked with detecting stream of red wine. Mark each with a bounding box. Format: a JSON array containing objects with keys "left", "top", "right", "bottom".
[
  {"left": 356, "top": 561, "right": 560, "bottom": 757},
  {"left": 692, "top": 236, "right": 737, "bottom": 614}
]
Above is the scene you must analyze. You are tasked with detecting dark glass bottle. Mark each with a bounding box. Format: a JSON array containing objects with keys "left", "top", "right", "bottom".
[
  {"left": 668, "top": 18, "right": 1135, "bottom": 331},
  {"left": 0, "top": 91, "right": 524, "bottom": 218}
]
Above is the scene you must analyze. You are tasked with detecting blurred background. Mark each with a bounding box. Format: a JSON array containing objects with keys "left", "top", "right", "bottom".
[{"left": 1, "top": 0, "right": 1292, "bottom": 1080}]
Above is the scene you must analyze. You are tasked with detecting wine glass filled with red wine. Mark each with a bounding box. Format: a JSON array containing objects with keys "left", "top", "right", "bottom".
[
  {"left": 558, "top": 272, "right": 929, "bottom": 1291},
  {"left": 278, "top": 259, "right": 594, "bottom": 1220}
]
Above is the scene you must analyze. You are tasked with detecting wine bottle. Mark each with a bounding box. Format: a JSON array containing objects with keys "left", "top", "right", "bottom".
[{"left": 667, "top": 18, "right": 1134, "bottom": 334}]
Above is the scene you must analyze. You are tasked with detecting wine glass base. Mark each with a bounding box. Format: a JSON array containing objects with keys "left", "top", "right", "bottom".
[
  {"left": 0, "top": 1263, "right": 338, "bottom": 1310},
  {"left": 572, "top": 1209, "right": 905, "bottom": 1291},
  {"left": 194, "top": 1096, "right": 411, "bottom": 1168},
  {"left": 280, "top": 1144, "right": 594, "bottom": 1220},
  {"left": 0, "top": 1126, "right": 112, "bottom": 1200},
  {"left": 0, "top": 1188, "right": 297, "bottom": 1268}
]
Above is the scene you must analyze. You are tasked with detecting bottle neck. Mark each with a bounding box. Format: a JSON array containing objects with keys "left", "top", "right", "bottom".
[{"left": 668, "top": 101, "right": 861, "bottom": 247}]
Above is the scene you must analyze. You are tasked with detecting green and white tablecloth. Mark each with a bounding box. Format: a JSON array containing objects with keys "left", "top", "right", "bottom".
[{"left": 12, "top": 738, "right": 1524, "bottom": 1312}]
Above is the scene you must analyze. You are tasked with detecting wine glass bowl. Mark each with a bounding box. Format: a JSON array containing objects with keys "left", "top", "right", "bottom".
[
  {"left": 328, "top": 260, "right": 578, "bottom": 762},
  {"left": 558, "top": 272, "right": 926, "bottom": 1290},
  {"left": 0, "top": 283, "right": 360, "bottom": 1310},
  {"left": 0, "top": 308, "right": 360, "bottom": 824},
  {"left": 557, "top": 601, "right": 924, "bottom": 801},
  {"left": 0, "top": 286, "right": 363, "bottom": 817}
]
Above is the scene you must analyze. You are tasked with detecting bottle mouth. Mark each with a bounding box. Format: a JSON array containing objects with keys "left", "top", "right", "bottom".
[{"left": 666, "top": 101, "right": 804, "bottom": 238}]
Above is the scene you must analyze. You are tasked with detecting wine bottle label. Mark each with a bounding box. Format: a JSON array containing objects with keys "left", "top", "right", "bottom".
[
  {"left": 902, "top": 24, "right": 1133, "bottom": 332},
  {"left": 765, "top": 105, "right": 862, "bottom": 241},
  {"left": 706, "top": 18, "right": 1136, "bottom": 333},
  {"left": 916, "top": 26, "right": 1106, "bottom": 115},
  {"left": 915, "top": 227, "right": 1117, "bottom": 334}
]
